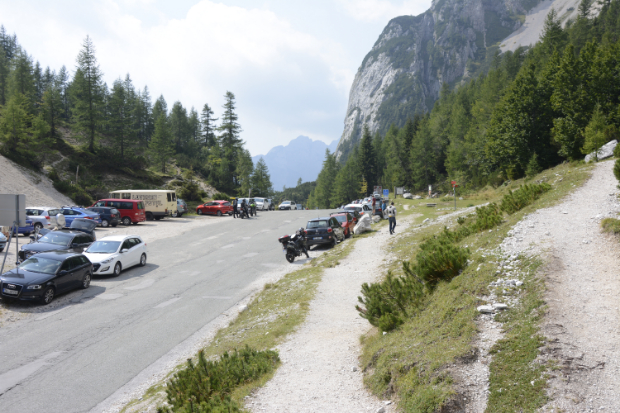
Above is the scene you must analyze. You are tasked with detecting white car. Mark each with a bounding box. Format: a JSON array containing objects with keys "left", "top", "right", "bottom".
[
  {"left": 254, "top": 197, "right": 272, "bottom": 211},
  {"left": 343, "top": 203, "right": 372, "bottom": 216},
  {"left": 278, "top": 201, "right": 294, "bottom": 210},
  {"left": 83, "top": 235, "right": 148, "bottom": 276}
]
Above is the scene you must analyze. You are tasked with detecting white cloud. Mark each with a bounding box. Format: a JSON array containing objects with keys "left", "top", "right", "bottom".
[{"left": 337, "top": 0, "right": 431, "bottom": 22}]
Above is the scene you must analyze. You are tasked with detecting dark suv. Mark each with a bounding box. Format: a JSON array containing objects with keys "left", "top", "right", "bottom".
[
  {"left": 19, "top": 218, "right": 97, "bottom": 262},
  {"left": 86, "top": 207, "right": 120, "bottom": 228}
]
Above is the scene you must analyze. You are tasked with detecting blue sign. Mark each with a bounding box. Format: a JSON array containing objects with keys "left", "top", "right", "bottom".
[{"left": 383, "top": 189, "right": 389, "bottom": 197}]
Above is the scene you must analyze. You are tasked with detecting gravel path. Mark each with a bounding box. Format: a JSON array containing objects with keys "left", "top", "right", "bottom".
[
  {"left": 494, "top": 161, "right": 620, "bottom": 412},
  {"left": 245, "top": 220, "right": 416, "bottom": 413}
]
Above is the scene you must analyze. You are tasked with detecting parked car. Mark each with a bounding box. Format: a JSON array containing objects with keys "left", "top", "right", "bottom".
[
  {"left": 279, "top": 201, "right": 294, "bottom": 210},
  {"left": 108, "top": 189, "right": 176, "bottom": 220},
  {"left": 305, "top": 217, "right": 345, "bottom": 249},
  {"left": 295, "top": 204, "right": 303, "bottom": 210},
  {"left": 255, "top": 197, "right": 272, "bottom": 211},
  {"left": 343, "top": 204, "right": 371, "bottom": 217},
  {"left": 60, "top": 206, "right": 102, "bottom": 227},
  {"left": 0, "top": 232, "right": 6, "bottom": 252},
  {"left": 0, "top": 251, "right": 92, "bottom": 304},
  {"left": 19, "top": 218, "right": 97, "bottom": 262},
  {"left": 92, "top": 199, "right": 146, "bottom": 225},
  {"left": 86, "top": 207, "right": 120, "bottom": 228},
  {"left": 26, "top": 207, "right": 63, "bottom": 231},
  {"left": 84, "top": 235, "right": 148, "bottom": 276},
  {"left": 331, "top": 210, "right": 361, "bottom": 225},
  {"left": 177, "top": 198, "right": 189, "bottom": 217},
  {"left": 10, "top": 220, "right": 34, "bottom": 236},
  {"left": 196, "top": 200, "right": 233, "bottom": 216},
  {"left": 330, "top": 213, "right": 355, "bottom": 238}
]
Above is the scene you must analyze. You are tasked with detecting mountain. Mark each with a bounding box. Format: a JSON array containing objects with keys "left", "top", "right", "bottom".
[
  {"left": 253, "top": 136, "right": 338, "bottom": 191},
  {"left": 335, "top": 0, "right": 546, "bottom": 161}
]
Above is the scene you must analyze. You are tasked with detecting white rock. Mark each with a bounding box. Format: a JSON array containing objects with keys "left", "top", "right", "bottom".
[
  {"left": 423, "top": 218, "right": 430, "bottom": 224},
  {"left": 376, "top": 407, "right": 386, "bottom": 413},
  {"left": 403, "top": 193, "right": 413, "bottom": 199},
  {"left": 515, "top": 281, "right": 524, "bottom": 287},
  {"left": 239, "top": 305, "right": 248, "bottom": 312},
  {"left": 351, "top": 366, "right": 358, "bottom": 372},
  {"left": 477, "top": 305, "right": 494, "bottom": 314},
  {"left": 354, "top": 214, "right": 372, "bottom": 234},
  {"left": 372, "top": 215, "right": 381, "bottom": 223},
  {"left": 585, "top": 139, "right": 617, "bottom": 162},
  {"left": 493, "top": 303, "right": 509, "bottom": 310}
]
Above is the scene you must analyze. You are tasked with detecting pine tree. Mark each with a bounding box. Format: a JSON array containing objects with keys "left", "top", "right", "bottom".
[
  {"left": 56, "top": 65, "right": 70, "bottom": 121},
  {"left": 236, "top": 149, "right": 254, "bottom": 197},
  {"left": 358, "top": 125, "right": 377, "bottom": 196},
  {"left": 8, "top": 49, "right": 35, "bottom": 111},
  {"left": 41, "top": 79, "right": 63, "bottom": 140},
  {"left": 152, "top": 94, "right": 167, "bottom": 124},
  {"left": 200, "top": 103, "right": 218, "bottom": 148},
  {"left": 582, "top": 104, "right": 609, "bottom": 161},
  {"left": 311, "top": 149, "right": 340, "bottom": 208},
  {"left": 0, "top": 50, "right": 9, "bottom": 106},
  {"left": 169, "top": 101, "right": 188, "bottom": 153},
  {"left": 72, "top": 35, "right": 104, "bottom": 152},
  {"left": 252, "top": 158, "right": 273, "bottom": 197},
  {"left": 108, "top": 78, "right": 135, "bottom": 160},
  {"left": 149, "top": 115, "right": 174, "bottom": 173}
]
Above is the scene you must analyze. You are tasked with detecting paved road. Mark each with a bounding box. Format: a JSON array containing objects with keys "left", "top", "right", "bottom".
[{"left": 0, "top": 210, "right": 329, "bottom": 413}]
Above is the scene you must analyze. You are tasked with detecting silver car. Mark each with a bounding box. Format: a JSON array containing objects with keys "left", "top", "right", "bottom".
[
  {"left": 26, "top": 207, "right": 63, "bottom": 231},
  {"left": 0, "top": 232, "right": 6, "bottom": 252},
  {"left": 254, "top": 197, "right": 272, "bottom": 211}
]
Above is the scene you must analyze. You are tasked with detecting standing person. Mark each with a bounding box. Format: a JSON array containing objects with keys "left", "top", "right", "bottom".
[
  {"left": 232, "top": 198, "right": 238, "bottom": 218},
  {"left": 386, "top": 202, "right": 397, "bottom": 235},
  {"left": 381, "top": 199, "right": 387, "bottom": 218},
  {"left": 372, "top": 196, "right": 376, "bottom": 214}
]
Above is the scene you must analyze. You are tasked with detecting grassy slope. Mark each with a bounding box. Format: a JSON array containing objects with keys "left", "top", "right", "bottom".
[{"left": 360, "top": 161, "right": 593, "bottom": 412}]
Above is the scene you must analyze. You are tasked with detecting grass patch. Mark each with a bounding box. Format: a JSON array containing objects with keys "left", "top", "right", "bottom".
[
  {"left": 601, "top": 217, "right": 620, "bottom": 234},
  {"left": 121, "top": 227, "right": 365, "bottom": 412},
  {"left": 359, "top": 162, "right": 593, "bottom": 411}
]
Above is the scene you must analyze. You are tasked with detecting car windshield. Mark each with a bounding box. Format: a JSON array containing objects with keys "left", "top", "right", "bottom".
[
  {"left": 86, "top": 241, "right": 121, "bottom": 253},
  {"left": 333, "top": 215, "right": 347, "bottom": 223},
  {"left": 38, "top": 232, "right": 72, "bottom": 246},
  {"left": 19, "top": 256, "right": 62, "bottom": 275},
  {"left": 307, "top": 220, "right": 328, "bottom": 229}
]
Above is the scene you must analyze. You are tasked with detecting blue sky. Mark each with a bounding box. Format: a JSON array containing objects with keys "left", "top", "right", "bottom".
[{"left": 0, "top": 0, "right": 431, "bottom": 156}]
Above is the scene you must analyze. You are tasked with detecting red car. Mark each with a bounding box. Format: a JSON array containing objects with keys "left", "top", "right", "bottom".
[
  {"left": 92, "top": 199, "right": 146, "bottom": 225},
  {"left": 330, "top": 212, "right": 355, "bottom": 238},
  {"left": 196, "top": 200, "right": 233, "bottom": 216}
]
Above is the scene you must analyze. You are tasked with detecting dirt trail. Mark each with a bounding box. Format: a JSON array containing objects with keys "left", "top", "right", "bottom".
[{"left": 497, "top": 161, "right": 620, "bottom": 411}]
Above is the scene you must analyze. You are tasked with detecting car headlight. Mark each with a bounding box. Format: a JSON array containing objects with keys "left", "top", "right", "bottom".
[
  {"left": 101, "top": 257, "right": 115, "bottom": 264},
  {"left": 27, "top": 285, "right": 42, "bottom": 290}
]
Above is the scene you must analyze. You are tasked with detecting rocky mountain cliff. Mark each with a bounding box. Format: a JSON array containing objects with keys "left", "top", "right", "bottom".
[
  {"left": 335, "top": 0, "right": 543, "bottom": 161},
  {"left": 252, "top": 136, "right": 338, "bottom": 191}
]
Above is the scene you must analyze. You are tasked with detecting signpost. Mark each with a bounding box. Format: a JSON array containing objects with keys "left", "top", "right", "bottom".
[
  {"left": 0, "top": 194, "right": 26, "bottom": 275},
  {"left": 383, "top": 189, "right": 389, "bottom": 198},
  {"left": 373, "top": 186, "right": 382, "bottom": 196},
  {"left": 395, "top": 187, "right": 404, "bottom": 196}
]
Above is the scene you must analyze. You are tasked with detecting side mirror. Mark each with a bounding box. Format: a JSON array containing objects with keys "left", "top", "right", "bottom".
[
  {"left": 121, "top": 249, "right": 129, "bottom": 253},
  {"left": 59, "top": 270, "right": 68, "bottom": 276},
  {"left": 71, "top": 243, "right": 78, "bottom": 248}
]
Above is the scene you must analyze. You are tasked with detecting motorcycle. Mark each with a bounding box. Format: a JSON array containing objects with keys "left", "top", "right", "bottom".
[
  {"left": 278, "top": 228, "right": 309, "bottom": 263},
  {"left": 239, "top": 205, "right": 249, "bottom": 219}
]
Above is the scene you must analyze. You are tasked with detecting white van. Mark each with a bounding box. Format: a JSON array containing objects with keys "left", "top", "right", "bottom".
[{"left": 109, "top": 190, "right": 177, "bottom": 221}]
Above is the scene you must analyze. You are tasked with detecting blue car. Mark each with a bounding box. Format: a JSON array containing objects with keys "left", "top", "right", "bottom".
[
  {"left": 10, "top": 220, "right": 35, "bottom": 236},
  {"left": 60, "top": 206, "right": 102, "bottom": 227}
]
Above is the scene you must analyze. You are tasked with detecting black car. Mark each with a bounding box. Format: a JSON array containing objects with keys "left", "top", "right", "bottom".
[
  {"left": 86, "top": 207, "right": 120, "bottom": 228},
  {"left": 305, "top": 217, "right": 345, "bottom": 248},
  {"left": 19, "top": 218, "right": 97, "bottom": 262},
  {"left": 0, "top": 251, "right": 92, "bottom": 304}
]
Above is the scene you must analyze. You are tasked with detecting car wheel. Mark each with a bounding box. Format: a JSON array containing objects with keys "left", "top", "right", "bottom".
[
  {"left": 217, "top": 211, "right": 222, "bottom": 217},
  {"left": 146, "top": 212, "right": 154, "bottom": 221},
  {"left": 177, "top": 213, "right": 183, "bottom": 218},
  {"left": 172, "top": 211, "right": 178, "bottom": 218},
  {"left": 113, "top": 262, "right": 122, "bottom": 276},
  {"left": 34, "top": 222, "right": 43, "bottom": 231},
  {"left": 111, "top": 223, "right": 118, "bottom": 227},
  {"left": 101, "top": 219, "right": 109, "bottom": 228},
  {"left": 122, "top": 217, "right": 132, "bottom": 226},
  {"left": 140, "top": 253, "right": 147, "bottom": 267},
  {"left": 81, "top": 272, "right": 91, "bottom": 289},
  {"left": 41, "top": 287, "right": 55, "bottom": 305},
  {"left": 197, "top": 209, "right": 203, "bottom": 215}
]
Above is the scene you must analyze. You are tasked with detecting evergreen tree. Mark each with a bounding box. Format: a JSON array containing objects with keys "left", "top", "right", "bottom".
[
  {"left": 252, "top": 158, "right": 273, "bottom": 197},
  {"left": 149, "top": 115, "right": 174, "bottom": 173},
  {"left": 541, "top": 8, "right": 568, "bottom": 55},
  {"left": 8, "top": 49, "right": 35, "bottom": 111},
  {"left": 0, "top": 50, "right": 8, "bottom": 106},
  {"left": 152, "top": 94, "right": 167, "bottom": 124},
  {"left": 582, "top": 104, "right": 610, "bottom": 161},
  {"left": 200, "top": 103, "right": 218, "bottom": 148},
  {"left": 358, "top": 125, "right": 377, "bottom": 195},
  {"left": 41, "top": 78, "right": 63, "bottom": 140},
  {"left": 236, "top": 148, "right": 254, "bottom": 196},
  {"left": 170, "top": 101, "right": 188, "bottom": 153},
  {"left": 56, "top": 65, "right": 70, "bottom": 121},
  {"left": 72, "top": 35, "right": 104, "bottom": 152},
  {"left": 108, "top": 78, "right": 135, "bottom": 160},
  {"left": 310, "top": 149, "right": 340, "bottom": 208}
]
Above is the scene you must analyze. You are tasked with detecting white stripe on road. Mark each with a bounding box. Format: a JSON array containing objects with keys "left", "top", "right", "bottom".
[
  {"left": 154, "top": 297, "right": 181, "bottom": 308},
  {"left": 206, "top": 236, "right": 217, "bottom": 240},
  {"left": 35, "top": 306, "right": 69, "bottom": 321},
  {"left": 96, "top": 293, "right": 124, "bottom": 300},
  {"left": 124, "top": 279, "right": 155, "bottom": 290},
  {"left": 243, "top": 253, "right": 258, "bottom": 258}
]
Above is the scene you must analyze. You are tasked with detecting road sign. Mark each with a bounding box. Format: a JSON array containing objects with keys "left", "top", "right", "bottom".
[
  {"left": 0, "top": 194, "right": 26, "bottom": 226},
  {"left": 451, "top": 180, "right": 458, "bottom": 188},
  {"left": 395, "top": 187, "right": 404, "bottom": 195},
  {"left": 383, "top": 189, "right": 389, "bottom": 197},
  {"left": 373, "top": 186, "right": 382, "bottom": 195}
]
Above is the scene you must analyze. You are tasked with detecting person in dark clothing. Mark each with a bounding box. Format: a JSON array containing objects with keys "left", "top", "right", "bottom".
[
  {"left": 386, "top": 202, "right": 397, "bottom": 235},
  {"left": 232, "top": 198, "right": 238, "bottom": 218}
]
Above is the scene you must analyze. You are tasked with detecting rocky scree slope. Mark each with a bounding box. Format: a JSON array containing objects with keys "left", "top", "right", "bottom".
[{"left": 336, "top": 0, "right": 542, "bottom": 161}]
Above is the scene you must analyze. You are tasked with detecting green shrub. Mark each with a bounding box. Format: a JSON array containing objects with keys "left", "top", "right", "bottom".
[
  {"left": 356, "top": 268, "right": 425, "bottom": 331},
  {"left": 470, "top": 203, "right": 503, "bottom": 231},
  {"left": 500, "top": 183, "right": 551, "bottom": 214},
  {"left": 158, "top": 347, "right": 279, "bottom": 413},
  {"left": 212, "top": 192, "right": 230, "bottom": 201},
  {"left": 614, "top": 159, "right": 620, "bottom": 182},
  {"left": 415, "top": 237, "right": 470, "bottom": 289},
  {"left": 601, "top": 218, "right": 620, "bottom": 235}
]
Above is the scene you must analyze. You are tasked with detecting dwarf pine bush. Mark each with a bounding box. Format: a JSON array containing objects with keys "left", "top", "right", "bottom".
[
  {"left": 500, "top": 183, "right": 551, "bottom": 214},
  {"left": 415, "top": 237, "right": 470, "bottom": 289},
  {"left": 158, "top": 347, "right": 279, "bottom": 413}
]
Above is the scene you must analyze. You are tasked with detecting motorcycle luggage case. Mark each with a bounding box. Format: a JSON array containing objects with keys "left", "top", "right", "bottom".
[{"left": 279, "top": 235, "right": 291, "bottom": 244}]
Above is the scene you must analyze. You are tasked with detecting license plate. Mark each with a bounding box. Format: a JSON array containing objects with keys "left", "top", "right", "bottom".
[
  {"left": 283, "top": 249, "right": 287, "bottom": 253},
  {"left": 314, "top": 237, "right": 321, "bottom": 240},
  {"left": 3, "top": 289, "right": 18, "bottom": 295}
]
